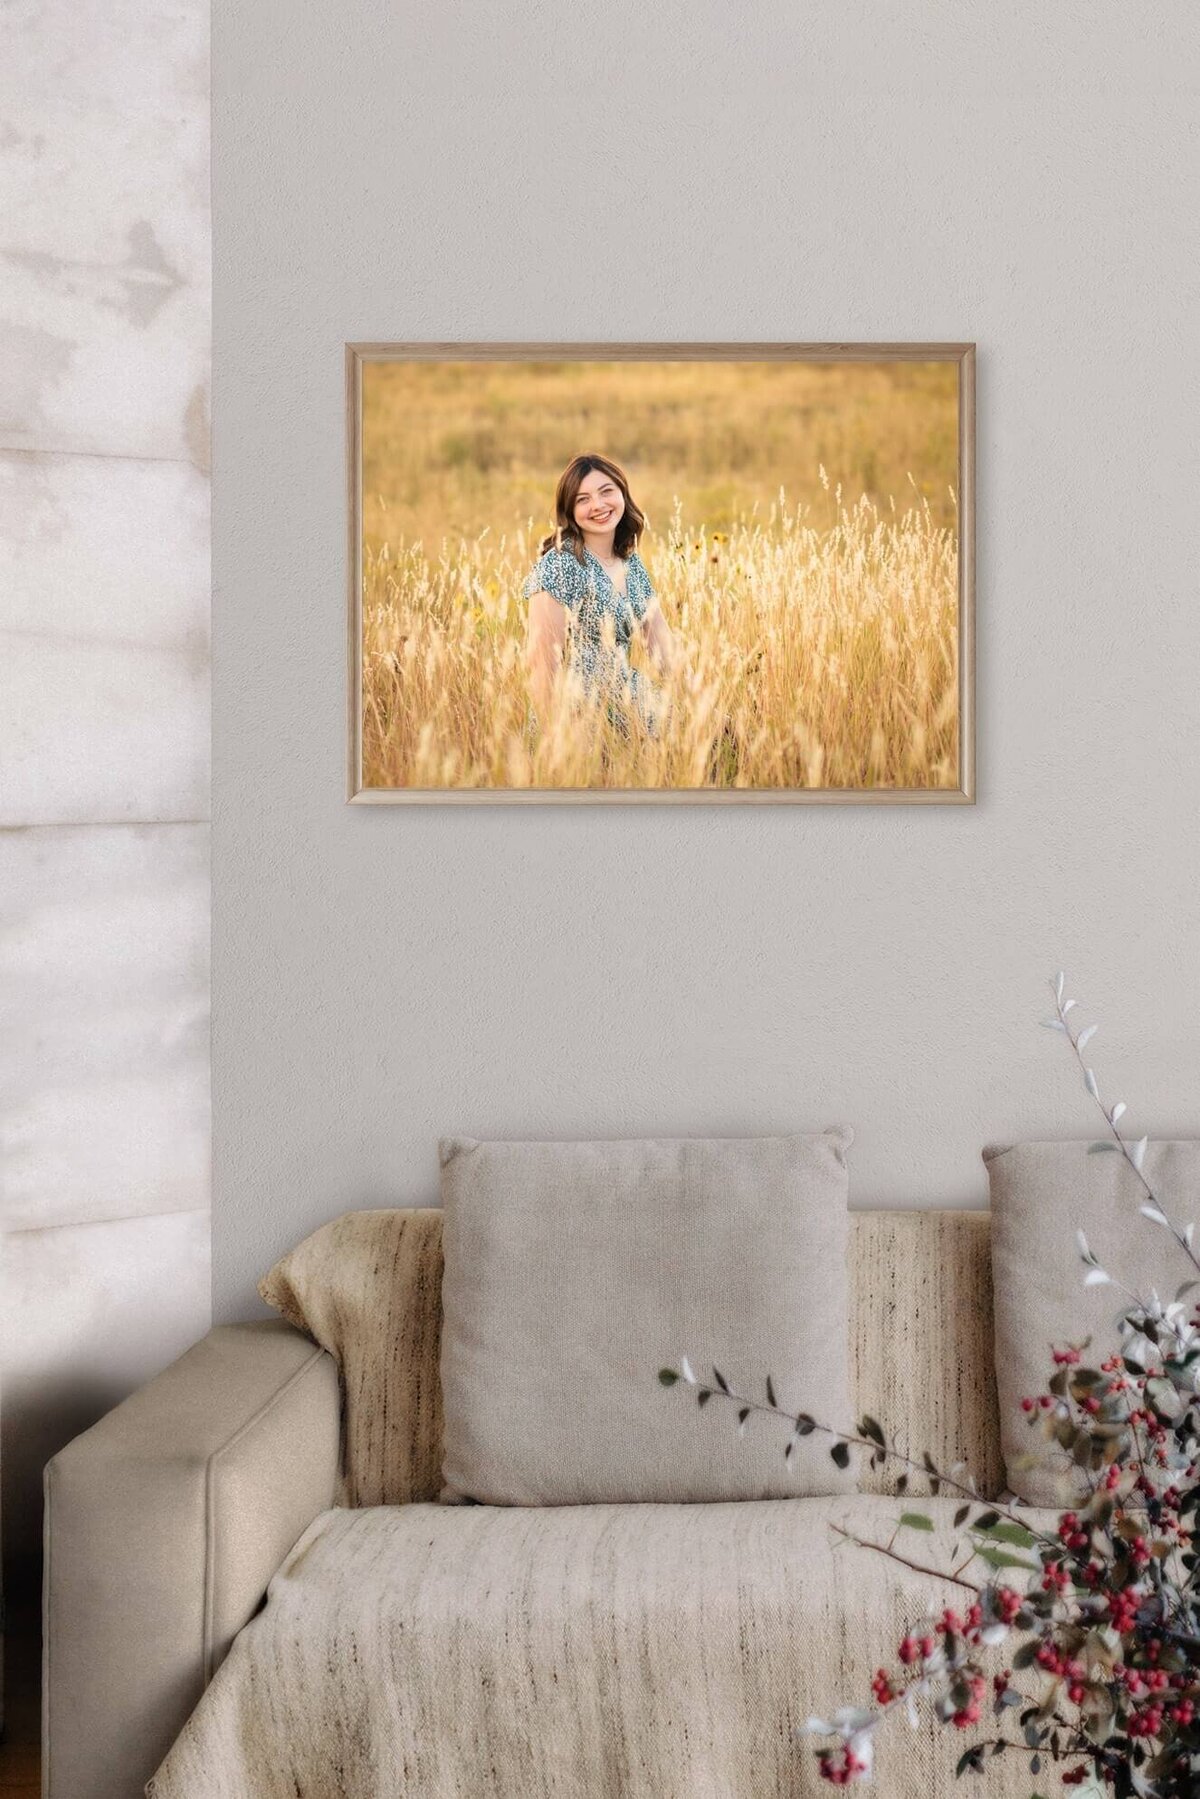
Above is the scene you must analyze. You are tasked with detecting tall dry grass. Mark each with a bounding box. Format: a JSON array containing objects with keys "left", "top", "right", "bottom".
[
  {"left": 362, "top": 483, "right": 959, "bottom": 791},
  {"left": 361, "top": 358, "right": 960, "bottom": 556}
]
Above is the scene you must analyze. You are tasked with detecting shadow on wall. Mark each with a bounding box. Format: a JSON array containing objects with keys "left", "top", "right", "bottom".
[{"left": 2, "top": 1369, "right": 130, "bottom": 1574}]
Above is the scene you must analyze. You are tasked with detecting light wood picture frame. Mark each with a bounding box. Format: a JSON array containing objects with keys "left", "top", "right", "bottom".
[{"left": 348, "top": 343, "right": 975, "bottom": 804}]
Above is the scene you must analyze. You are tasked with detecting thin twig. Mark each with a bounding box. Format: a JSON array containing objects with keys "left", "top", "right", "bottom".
[
  {"left": 683, "top": 1381, "right": 1061, "bottom": 1551},
  {"left": 1054, "top": 982, "right": 1200, "bottom": 1279},
  {"left": 829, "top": 1523, "right": 981, "bottom": 1592}
]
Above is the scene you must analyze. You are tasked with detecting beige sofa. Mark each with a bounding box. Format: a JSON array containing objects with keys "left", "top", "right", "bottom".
[{"left": 44, "top": 1210, "right": 1046, "bottom": 1798}]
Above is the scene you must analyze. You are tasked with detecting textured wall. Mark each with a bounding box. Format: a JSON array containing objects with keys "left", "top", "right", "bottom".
[
  {"left": 0, "top": 0, "right": 211, "bottom": 1559},
  {"left": 212, "top": 0, "right": 1199, "bottom": 1321}
]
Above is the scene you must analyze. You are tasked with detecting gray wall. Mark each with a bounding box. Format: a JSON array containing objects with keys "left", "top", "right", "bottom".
[{"left": 213, "top": 0, "right": 1200, "bottom": 1321}]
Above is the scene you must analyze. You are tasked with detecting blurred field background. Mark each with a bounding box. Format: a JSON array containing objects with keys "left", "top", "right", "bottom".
[{"left": 360, "top": 358, "right": 961, "bottom": 791}]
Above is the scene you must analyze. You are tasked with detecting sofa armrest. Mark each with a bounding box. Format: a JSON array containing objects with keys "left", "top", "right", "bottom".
[{"left": 44, "top": 1319, "right": 341, "bottom": 1799}]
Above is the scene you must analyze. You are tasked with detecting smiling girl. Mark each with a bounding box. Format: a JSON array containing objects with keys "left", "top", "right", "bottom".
[{"left": 523, "top": 453, "right": 674, "bottom": 735}]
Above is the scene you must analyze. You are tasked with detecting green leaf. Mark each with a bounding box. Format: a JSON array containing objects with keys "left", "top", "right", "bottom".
[
  {"left": 766, "top": 1375, "right": 777, "bottom": 1408},
  {"left": 697, "top": 1389, "right": 712, "bottom": 1407},
  {"left": 658, "top": 1368, "right": 679, "bottom": 1386},
  {"left": 712, "top": 1367, "right": 730, "bottom": 1395},
  {"left": 859, "top": 1414, "right": 885, "bottom": 1447},
  {"left": 975, "top": 1520, "right": 1036, "bottom": 1548},
  {"left": 1088, "top": 1142, "right": 1118, "bottom": 1154},
  {"left": 899, "top": 1511, "right": 935, "bottom": 1532},
  {"left": 974, "top": 1546, "right": 1038, "bottom": 1572},
  {"left": 795, "top": 1413, "right": 816, "bottom": 1436},
  {"left": 830, "top": 1441, "right": 850, "bottom": 1470}
]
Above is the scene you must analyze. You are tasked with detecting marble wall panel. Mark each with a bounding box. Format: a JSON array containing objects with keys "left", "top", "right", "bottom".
[
  {"left": 0, "top": 1208, "right": 211, "bottom": 1559},
  {"left": 0, "top": 824, "right": 209, "bottom": 1233},
  {"left": 0, "top": 0, "right": 209, "bottom": 461},
  {"left": 1, "top": 0, "right": 212, "bottom": 1580},
  {"left": 0, "top": 450, "right": 210, "bottom": 825}
]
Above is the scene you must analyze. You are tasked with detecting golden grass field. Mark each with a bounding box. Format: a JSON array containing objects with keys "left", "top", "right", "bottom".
[{"left": 360, "top": 359, "right": 961, "bottom": 791}]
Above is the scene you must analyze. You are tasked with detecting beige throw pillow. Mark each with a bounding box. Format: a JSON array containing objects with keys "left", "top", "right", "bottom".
[
  {"left": 437, "top": 1130, "right": 857, "bottom": 1505},
  {"left": 984, "top": 1139, "right": 1200, "bottom": 1504}
]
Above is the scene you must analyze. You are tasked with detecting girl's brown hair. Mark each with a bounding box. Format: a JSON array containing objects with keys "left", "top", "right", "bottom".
[{"left": 537, "top": 454, "right": 647, "bottom": 562}]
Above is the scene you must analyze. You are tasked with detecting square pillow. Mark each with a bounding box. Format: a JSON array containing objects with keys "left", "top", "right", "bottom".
[
  {"left": 438, "top": 1129, "right": 857, "bottom": 1505},
  {"left": 984, "top": 1139, "right": 1200, "bottom": 1504}
]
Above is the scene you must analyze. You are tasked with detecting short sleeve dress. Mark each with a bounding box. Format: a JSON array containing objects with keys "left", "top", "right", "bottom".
[{"left": 522, "top": 543, "right": 659, "bottom": 733}]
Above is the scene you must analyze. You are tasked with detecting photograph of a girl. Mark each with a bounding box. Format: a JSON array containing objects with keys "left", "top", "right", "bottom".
[
  {"left": 523, "top": 454, "right": 674, "bottom": 740},
  {"left": 355, "top": 349, "right": 971, "bottom": 798}
]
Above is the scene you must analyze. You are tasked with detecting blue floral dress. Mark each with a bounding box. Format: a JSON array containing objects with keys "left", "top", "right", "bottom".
[{"left": 522, "top": 544, "right": 659, "bottom": 733}]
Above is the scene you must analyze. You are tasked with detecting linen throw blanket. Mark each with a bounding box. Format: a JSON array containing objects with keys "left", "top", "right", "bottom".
[{"left": 148, "top": 1495, "right": 1046, "bottom": 1799}]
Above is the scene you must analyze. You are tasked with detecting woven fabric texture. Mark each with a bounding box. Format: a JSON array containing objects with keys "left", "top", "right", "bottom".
[{"left": 148, "top": 1492, "right": 1047, "bottom": 1799}]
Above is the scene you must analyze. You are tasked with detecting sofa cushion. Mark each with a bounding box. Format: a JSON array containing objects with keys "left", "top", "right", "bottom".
[
  {"left": 984, "top": 1139, "right": 1200, "bottom": 1503},
  {"left": 438, "top": 1131, "right": 856, "bottom": 1504},
  {"left": 258, "top": 1206, "right": 1006, "bottom": 1511},
  {"left": 147, "top": 1495, "right": 1049, "bottom": 1799}
]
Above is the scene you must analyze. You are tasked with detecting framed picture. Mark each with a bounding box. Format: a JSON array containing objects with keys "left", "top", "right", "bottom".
[{"left": 347, "top": 343, "right": 974, "bottom": 804}]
